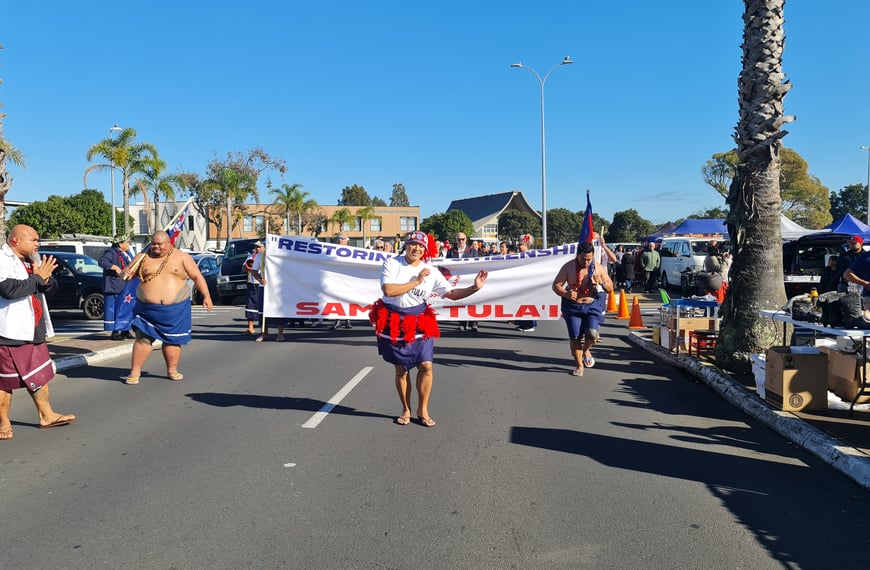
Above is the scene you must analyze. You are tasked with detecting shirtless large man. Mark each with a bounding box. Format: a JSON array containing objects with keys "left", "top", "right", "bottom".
[{"left": 122, "top": 231, "right": 213, "bottom": 385}]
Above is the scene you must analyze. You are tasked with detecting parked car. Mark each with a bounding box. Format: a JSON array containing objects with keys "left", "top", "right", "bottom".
[
  {"left": 782, "top": 232, "right": 854, "bottom": 297},
  {"left": 658, "top": 236, "right": 719, "bottom": 289},
  {"left": 39, "top": 237, "right": 113, "bottom": 259},
  {"left": 217, "top": 238, "right": 261, "bottom": 304},
  {"left": 189, "top": 253, "right": 222, "bottom": 304},
  {"left": 40, "top": 251, "right": 105, "bottom": 320}
]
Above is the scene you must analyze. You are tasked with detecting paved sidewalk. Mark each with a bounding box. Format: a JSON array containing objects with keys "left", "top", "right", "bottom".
[
  {"left": 49, "top": 332, "right": 149, "bottom": 373},
  {"left": 626, "top": 330, "right": 870, "bottom": 491}
]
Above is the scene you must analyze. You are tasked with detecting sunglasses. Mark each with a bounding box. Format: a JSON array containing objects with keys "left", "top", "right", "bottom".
[{"left": 375, "top": 246, "right": 384, "bottom": 250}]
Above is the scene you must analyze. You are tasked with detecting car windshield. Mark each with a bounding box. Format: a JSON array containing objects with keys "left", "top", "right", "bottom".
[
  {"left": 64, "top": 254, "right": 103, "bottom": 275},
  {"left": 691, "top": 241, "right": 710, "bottom": 256}
]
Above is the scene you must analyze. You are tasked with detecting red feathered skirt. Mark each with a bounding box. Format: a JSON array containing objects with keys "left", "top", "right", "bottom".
[{"left": 369, "top": 300, "right": 440, "bottom": 370}]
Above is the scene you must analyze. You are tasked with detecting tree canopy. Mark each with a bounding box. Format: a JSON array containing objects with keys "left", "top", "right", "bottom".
[
  {"left": 9, "top": 194, "right": 88, "bottom": 237},
  {"left": 497, "top": 210, "right": 540, "bottom": 243},
  {"left": 390, "top": 183, "right": 410, "bottom": 207},
  {"left": 606, "top": 209, "right": 655, "bottom": 242},
  {"left": 702, "top": 146, "right": 831, "bottom": 228},
  {"left": 420, "top": 210, "right": 474, "bottom": 241},
  {"left": 829, "top": 183, "right": 866, "bottom": 222},
  {"left": 545, "top": 208, "right": 579, "bottom": 245},
  {"left": 339, "top": 184, "right": 372, "bottom": 207}
]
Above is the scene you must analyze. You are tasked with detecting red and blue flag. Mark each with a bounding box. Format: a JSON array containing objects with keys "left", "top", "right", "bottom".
[
  {"left": 166, "top": 200, "right": 192, "bottom": 245},
  {"left": 578, "top": 189, "right": 594, "bottom": 244}
]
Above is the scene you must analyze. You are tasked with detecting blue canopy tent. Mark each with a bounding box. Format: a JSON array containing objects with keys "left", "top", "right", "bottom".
[
  {"left": 669, "top": 218, "right": 728, "bottom": 237},
  {"left": 643, "top": 222, "right": 678, "bottom": 242},
  {"left": 823, "top": 213, "right": 870, "bottom": 239}
]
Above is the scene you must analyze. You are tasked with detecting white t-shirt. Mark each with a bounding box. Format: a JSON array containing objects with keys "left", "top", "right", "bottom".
[{"left": 381, "top": 255, "right": 453, "bottom": 309}]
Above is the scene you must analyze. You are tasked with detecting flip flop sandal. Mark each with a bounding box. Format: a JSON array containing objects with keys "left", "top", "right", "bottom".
[
  {"left": 584, "top": 356, "right": 595, "bottom": 368},
  {"left": 125, "top": 376, "right": 140, "bottom": 385}
]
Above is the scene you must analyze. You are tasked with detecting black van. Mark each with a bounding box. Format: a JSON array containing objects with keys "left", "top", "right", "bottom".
[{"left": 781, "top": 232, "right": 853, "bottom": 297}]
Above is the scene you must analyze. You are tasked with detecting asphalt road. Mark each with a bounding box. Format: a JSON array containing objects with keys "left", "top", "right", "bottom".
[{"left": 3, "top": 307, "right": 868, "bottom": 569}]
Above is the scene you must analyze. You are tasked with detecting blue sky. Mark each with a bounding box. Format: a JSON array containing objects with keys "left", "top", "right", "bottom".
[{"left": 3, "top": 1, "right": 869, "bottom": 226}]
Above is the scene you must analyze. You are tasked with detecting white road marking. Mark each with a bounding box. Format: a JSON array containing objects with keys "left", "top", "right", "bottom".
[{"left": 301, "top": 366, "right": 374, "bottom": 429}]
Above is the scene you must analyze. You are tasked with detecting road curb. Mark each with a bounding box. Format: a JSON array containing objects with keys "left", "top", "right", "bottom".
[
  {"left": 53, "top": 340, "right": 162, "bottom": 373},
  {"left": 626, "top": 331, "right": 870, "bottom": 491}
]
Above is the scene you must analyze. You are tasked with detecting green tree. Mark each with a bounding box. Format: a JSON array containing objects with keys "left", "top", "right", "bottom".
[
  {"left": 499, "top": 210, "right": 542, "bottom": 244},
  {"left": 690, "top": 206, "right": 729, "bottom": 219},
  {"left": 780, "top": 148, "right": 831, "bottom": 228},
  {"left": 372, "top": 196, "right": 388, "bottom": 207},
  {"left": 420, "top": 210, "right": 474, "bottom": 242},
  {"left": 718, "top": 0, "right": 793, "bottom": 372},
  {"left": 64, "top": 189, "right": 113, "bottom": 235},
  {"left": 390, "top": 183, "right": 410, "bottom": 207},
  {"left": 329, "top": 207, "right": 354, "bottom": 235},
  {"left": 356, "top": 205, "right": 381, "bottom": 245},
  {"left": 701, "top": 150, "right": 738, "bottom": 198},
  {"left": 830, "top": 183, "right": 867, "bottom": 221},
  {"left": 339, "top": 184, "right": 372, "bottom": 207},
  {"left": 0, "top": 62, "right": 27, "bottom": 240},
  {"left": 84, "top": 127, "right": 160, "bottom": 237},
  {"left": 9, "top": 195, "right": 86, "bottom": 237},
  {"left": 132, "top": 157, "right": 178, "bottom": 235},
  {"left": 270, "top": 183, "right": 318, "bottom": 235},
  {"left": 607, "top": 209, "right": 655, "bottom": 242},
  {"left": 546, "top": 208, "right": 580, "bottom": 245},
  {"left": 702, "top": 147, "right": 830, "bottom": 228},
  {"left": 199, "top": 149, "right": 286, "bottom": 247}
]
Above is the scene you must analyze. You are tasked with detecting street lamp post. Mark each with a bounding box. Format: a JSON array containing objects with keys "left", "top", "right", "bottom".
[
  {"left": 511, "top": 55, "right": 573, "bottom": 249},
  {"left": 109, "top": 124, "right": 122, "bottom": 237},
  {"left": 861, "top": 146, "right": 870, "bottom": 225}
]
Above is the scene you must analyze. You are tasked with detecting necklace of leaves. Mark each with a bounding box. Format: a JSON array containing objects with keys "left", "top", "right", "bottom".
[{"left": 138, "top": 246, "right": 174, "bottom": 284}]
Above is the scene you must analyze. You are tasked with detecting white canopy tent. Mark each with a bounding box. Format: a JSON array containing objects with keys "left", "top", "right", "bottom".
[{"left": 780, "top": 215, "right": 827, "bottom": 240}]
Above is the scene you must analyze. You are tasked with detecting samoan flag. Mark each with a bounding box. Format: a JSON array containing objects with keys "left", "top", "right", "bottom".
[
  {"left": 577, "top": 190, "right": 600, "bottom": 283},
  {"left": 578, "top": 189, "right": 594, "bottom": 245}
]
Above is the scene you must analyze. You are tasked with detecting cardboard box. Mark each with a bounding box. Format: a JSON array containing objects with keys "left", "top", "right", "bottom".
[
  {"left": 765, "top": 346, "right": 828, "bottom": 412},
  {"left": 826, "top": 349, "right": 870, "bottom": 404},
  {"left": 667, "top": 317, "right": 718, "bottom": 332},
  {"left": 651, "top": 325, "right": 661, "bottom": 345},
  {"left": 660, "top": 329, "right": 689, "bottom": 352}
]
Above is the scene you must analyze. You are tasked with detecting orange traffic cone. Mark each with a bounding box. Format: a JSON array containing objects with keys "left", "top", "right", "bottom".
[
  {"left": 628, "top": 296, "right": 646, "bottom": 329},
  {"left": 616, "top": 289, "right": 631, "bottom": 319},
  {"left": 606, "top": 288, "right": 618, "bottom": 313}
]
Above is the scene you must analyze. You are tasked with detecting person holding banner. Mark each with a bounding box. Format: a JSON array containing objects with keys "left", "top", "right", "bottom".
[
  {"left": 122, "top": 230, "right": 213, "bottom": 385},
  {"left": 371, "top": 230, "right": 488, "bottom": 427},
  {"left": 552, "top": 241, "right": 614, "bottom": 377}
]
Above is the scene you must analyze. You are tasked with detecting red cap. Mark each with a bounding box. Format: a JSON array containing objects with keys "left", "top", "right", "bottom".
[{"left": 852, "top": 235, "right": 864, "bottom": 245}]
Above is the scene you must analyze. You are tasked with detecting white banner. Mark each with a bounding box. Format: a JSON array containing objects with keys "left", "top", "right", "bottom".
[{"left": 262, "top": 233, "right": 581, "bottom": 321}]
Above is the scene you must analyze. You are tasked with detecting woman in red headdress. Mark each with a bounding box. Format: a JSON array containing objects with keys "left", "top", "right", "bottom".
[{"left": 370, "top": 231, "right": 487, "bottom": 427}]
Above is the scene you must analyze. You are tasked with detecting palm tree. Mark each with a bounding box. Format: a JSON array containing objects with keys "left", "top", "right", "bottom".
[
  {"left": 717, "top": 0, "right": 794, "bottom": 372},
  {"left": 270, "top": 183, "right": 318, "bottom": 235},
  {"left": 84, "top": 127, "right": 160, "bottom": 236},
  {"left": 134, "top": 160, "right": 178, "bottom": 234},
  {"left": 329, "top": 208, "right": 353, "bottom": 236},
  {"left": 0, "top": 115, "right": 27, "bottom": 241},
  {"left": 355, "top": 205, "right": 381, "bottom": 246}
]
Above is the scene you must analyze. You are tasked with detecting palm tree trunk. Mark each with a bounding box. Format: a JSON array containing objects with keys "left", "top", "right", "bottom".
[{"left": 717, "top": 0, "right": 794, "bottom": 372}]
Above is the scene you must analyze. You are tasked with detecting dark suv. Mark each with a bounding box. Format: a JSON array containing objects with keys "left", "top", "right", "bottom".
[
  {"left": 782, "top": 232, "right": 853, "bottom": 297},
  {"left": 216, "top": 238, "right": 261, "bottom": 304},
  {"left": 40, "top": 251, "right": 105, "bottom": 320}
]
